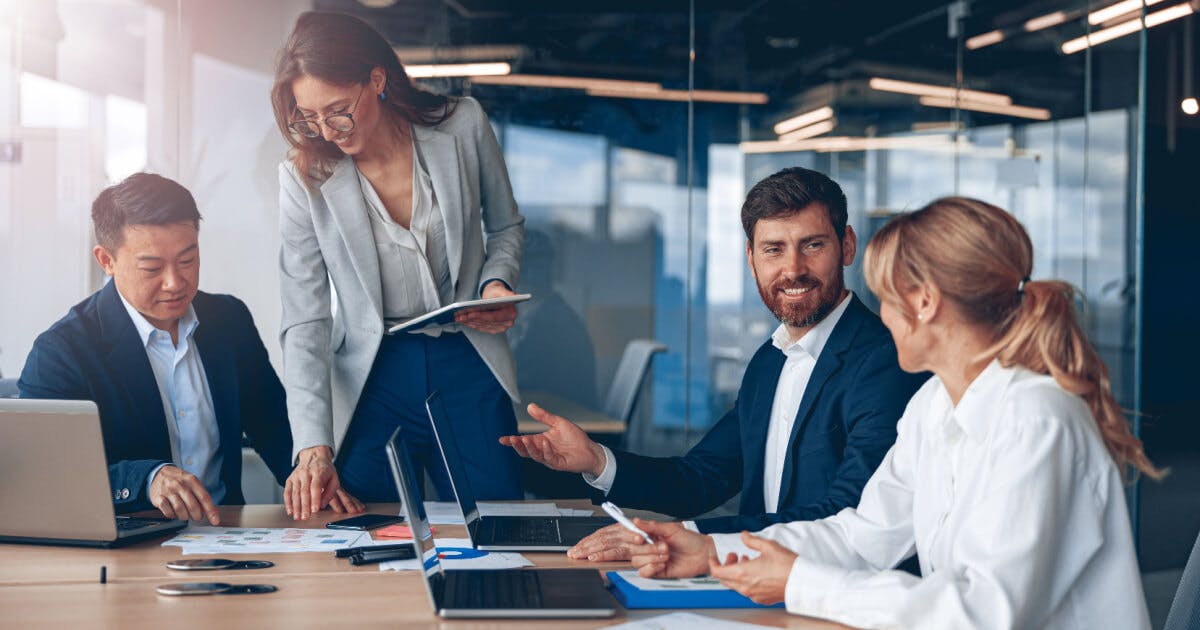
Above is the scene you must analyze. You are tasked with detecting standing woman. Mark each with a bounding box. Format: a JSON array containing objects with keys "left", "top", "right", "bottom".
[
  {"left": 270, "top": 11, "right": 525, "bottom": 519},
  {"left": 628, "top": 197, "right": 1160, "bottom": 629}
]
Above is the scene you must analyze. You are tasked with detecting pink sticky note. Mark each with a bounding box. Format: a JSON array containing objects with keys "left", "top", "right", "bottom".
[{"left": 376, "top": 524, "right": 433, "bottom": 539}]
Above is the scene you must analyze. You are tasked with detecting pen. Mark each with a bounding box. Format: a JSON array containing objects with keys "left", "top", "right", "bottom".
[
  {"left": 335, "top": 543, "right": 414, "bottom": 558},
  {"left": 600, "top": 501, "right": 655, "bottom": 545},
  {"left": 348, "top": 548, "right": 415, "bottom": 565}
]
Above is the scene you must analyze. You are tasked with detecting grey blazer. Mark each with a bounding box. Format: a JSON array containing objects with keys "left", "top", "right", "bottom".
[{"left": 277, "top": 97, "right": 524, "bottom": 462}]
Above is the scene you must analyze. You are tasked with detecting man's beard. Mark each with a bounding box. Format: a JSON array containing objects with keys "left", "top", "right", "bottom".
[{"left": 756, "top": 269, "right": 844, "bottom": 329}]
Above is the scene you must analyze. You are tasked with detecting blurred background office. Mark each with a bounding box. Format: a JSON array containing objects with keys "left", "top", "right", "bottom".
[{"left": 0, "top": 1, "right": 1197, "bottom": 625}]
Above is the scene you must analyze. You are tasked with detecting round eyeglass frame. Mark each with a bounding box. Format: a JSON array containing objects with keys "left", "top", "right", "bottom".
[{"left": 288, "top": 85, "right": 367, "bottom": 140}]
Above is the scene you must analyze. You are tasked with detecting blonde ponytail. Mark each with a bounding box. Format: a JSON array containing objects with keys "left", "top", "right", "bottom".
[{"left": 865, "top": 197, "right": 1161, "bottom": 480}]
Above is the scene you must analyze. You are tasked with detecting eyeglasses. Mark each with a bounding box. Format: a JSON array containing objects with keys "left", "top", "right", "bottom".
[{"left": 288, "top": 85, "right": 366, "bottom": 139}]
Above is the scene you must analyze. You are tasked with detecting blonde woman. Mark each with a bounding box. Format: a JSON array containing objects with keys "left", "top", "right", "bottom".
[{"left": 629, "top": 197, "right": 1159, "bottom": 629}]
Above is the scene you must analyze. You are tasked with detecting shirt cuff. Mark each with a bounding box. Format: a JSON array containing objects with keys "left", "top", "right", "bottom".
[
  {"left": 682, "top": 521, "right": 700, "bottom": 533},
  {"left": 581, "top": 444, "right": 617, "bottom": 494},
  {"left": 784, "top": 557, "right": 850, "bottom": 618},
  {"left": 146, "top": 463, "right": 171, "bottom": 498},
  {"left": 711, "top": 531, "right": 757, "bottom": 560}
]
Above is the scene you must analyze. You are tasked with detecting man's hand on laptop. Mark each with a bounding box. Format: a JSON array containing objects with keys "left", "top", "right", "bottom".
[
  {"left": 149, "top": 465, "right": 220, "bottom": 525},
  {"left": 568, "top": 522, "right": 663, "bottom": 561},
  {"left": 498, "top": 403, "right": 606, "bottom": 477}
]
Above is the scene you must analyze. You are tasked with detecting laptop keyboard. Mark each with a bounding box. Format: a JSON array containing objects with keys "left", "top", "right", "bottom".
[
  {"left": 445, "top": 570, "right": 543, "bottom": 608},
  {"left": 486, "top": 518, "right": 561, "bottom": 544},
  {"left": 115, "top": 516, "right": 163, "bottom": 531}
]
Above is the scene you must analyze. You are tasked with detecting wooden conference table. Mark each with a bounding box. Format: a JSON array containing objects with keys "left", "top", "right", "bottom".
[{"left": 0, "top": 503, "right": 851, "bottom": 629}]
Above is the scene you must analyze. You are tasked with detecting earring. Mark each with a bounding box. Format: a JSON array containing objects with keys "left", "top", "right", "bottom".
[
  {"left": 916, "top": 313, "right": 923, "bottom": 321},
  {"left": 378, "top": 90, "right": 387, "bottom": 102}
]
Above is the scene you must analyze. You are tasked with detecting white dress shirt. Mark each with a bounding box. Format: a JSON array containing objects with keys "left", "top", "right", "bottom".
[
  {"left": 710, "top": 360, "right": 1150, "bottom": 630},
  {"left": 585, "top": 293, "right": 854, "bottom": 523},
  {"left": 119, "top": 293, "right": 224, "bottom": 503}
]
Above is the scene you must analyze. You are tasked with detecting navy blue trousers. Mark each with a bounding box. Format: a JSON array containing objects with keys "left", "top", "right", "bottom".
[{"left": 337, "top": 331, "right": 522, "bottom": 503}]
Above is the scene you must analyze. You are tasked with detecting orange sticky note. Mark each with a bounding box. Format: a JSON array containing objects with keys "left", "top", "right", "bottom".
[{"left": 376, "top": 524, "right": 433, "bottom": 539}]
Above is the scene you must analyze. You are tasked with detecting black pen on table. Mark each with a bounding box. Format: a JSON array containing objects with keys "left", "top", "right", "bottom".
[{"left": 334, "top": 543, "right": 413, "bottom": 558}]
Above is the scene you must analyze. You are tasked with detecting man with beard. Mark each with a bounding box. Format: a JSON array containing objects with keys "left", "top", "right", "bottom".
[{"left": 499, "top": 167, "right": 927, "bottom": 561}]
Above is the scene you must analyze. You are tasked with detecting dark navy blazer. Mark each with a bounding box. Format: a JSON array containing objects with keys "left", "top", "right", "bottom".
[
  {"left": 606, "top": 295, "right": 928, "bottom": 534},
  {"left": 18, "top": 282, "right": 293, "bottom": 512}
]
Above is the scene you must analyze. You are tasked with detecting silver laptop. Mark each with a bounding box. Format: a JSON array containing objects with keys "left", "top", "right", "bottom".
[
  {"left": 0, "top": 399, "right": 186, "bottom": 547},
  {"left": 425, "top": 391, "right": 613, "bottom": 551},
  {"left": 385, "top": 426, "right": 617, "bottom": 619}
]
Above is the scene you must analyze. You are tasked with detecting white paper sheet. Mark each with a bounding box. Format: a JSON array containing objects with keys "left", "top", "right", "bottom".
[
  {"left": 377, "top": 537, "right": 533, "bottom": 571},
  {"left": 423, "top": 501, "right": 465, "bottom": 524},
  {"left": 604, "top": 612, "right": 773, "bottom": 629},
  {"left": 163, "top": 526, "right": 367, "bottom": 555}
]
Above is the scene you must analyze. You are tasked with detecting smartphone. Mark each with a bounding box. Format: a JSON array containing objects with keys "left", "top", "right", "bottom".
[
  {"left": 325, "top": 514, "right": 404, "bottom": 530},
  {"left": 156, "top": 582, "right": 233, "bottom": 596}
]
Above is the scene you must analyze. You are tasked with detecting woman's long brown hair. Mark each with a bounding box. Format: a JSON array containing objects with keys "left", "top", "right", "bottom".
[{"left": 270, "top": 11, "right": 456, "bottom": 187}]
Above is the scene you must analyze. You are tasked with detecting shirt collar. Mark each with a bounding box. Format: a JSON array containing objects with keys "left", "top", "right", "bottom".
[
  {"left": 949, "top": 358, "right": 1018, "bottom": 441},
  {"left": 115, "top": 288, "right": 199, "bottom": 347},
  {"left": 770, "top": 291, "right": 854, "bottom": 359}
]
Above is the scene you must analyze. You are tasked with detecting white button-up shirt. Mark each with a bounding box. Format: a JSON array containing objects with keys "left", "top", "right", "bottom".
[
  {"left": 585, "top": 293, "right": 853, "bottom": 518},
  {"left": 118, "top": 293, "right": 225, "bottom": 504},
  {"left": 711, "top": 360, "right": 1150, "bottom": 629}
]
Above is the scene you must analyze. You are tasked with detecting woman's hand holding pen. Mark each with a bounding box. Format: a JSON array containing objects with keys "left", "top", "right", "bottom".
[
  {"left": 455, "top": 280, "right": 518, "bottom": 334},
  {"left": 628, "top": 519, "right": 717, "bottom": 579}
]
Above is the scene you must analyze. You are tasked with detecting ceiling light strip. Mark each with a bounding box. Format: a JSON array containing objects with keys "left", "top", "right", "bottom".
[
  {"left": 868, "top": 77, "right": 1013, "bottom": 106},
  {"left": 1088, "top": 0, "right": 1165, "bottom": 25},
  {"left": 1063, "top": 2, "right": 1193, "bottom": 54},
  {"left": 918, "top": 96, "right": 1051, "bottom": 120},
  {"left": 406, "top": 62, "right": 512, "bottom": 78},
  {"left": 773, "top": 106, "right": 834, "bottom": 134},
  {"left": 778, "top": 119, "right": 836, "bottom": 141}
]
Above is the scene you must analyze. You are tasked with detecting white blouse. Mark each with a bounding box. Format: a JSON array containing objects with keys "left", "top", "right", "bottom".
[{"left": 711, "top": 360, "right": 1150, "bottom": 630}]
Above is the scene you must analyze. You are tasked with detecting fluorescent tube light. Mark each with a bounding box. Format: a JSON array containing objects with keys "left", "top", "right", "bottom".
[
  {"left": 741, "top": 134, "right": 954, "bottom": 154},
  {"left": 1088, "top": 0, "right": 1164, "bottom": 25},
  {"left": 773, "top": 106, "right": 834, "bottom": 135},
  {"left": 1024, "top": 11, "right": 1069, "bottom": 31},
  {"left": 966, "top": 30, "right": 1005, "bottom": 50},
  {"left": 585, "top": 87, "right": 767, "bottom": 104},
  {"left": 918, "top": 96, "right": 1051, "bottom": 120},
  {"left": 869, "top": 77, "right": 1013, "bottom": 106},
  {"left": 1063, "top": 2, "right": 1193, "bottom": 54},
  {"left": 778, "top": 119, "right": 836, "bottom": 141},
  {"left": 470, "top": 74, "right": 661, "bottom": 92},
  {"left": 406, "top": 62, "right": 511, "bottom": 78}
]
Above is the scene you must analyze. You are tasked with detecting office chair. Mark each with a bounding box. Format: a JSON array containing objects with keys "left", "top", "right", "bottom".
[
  {"left": 601, "top": 339, "right": 668, "bottom": 425},
  {"left": 1164, "top": 526, "right": 1200, "bottom": 630}
]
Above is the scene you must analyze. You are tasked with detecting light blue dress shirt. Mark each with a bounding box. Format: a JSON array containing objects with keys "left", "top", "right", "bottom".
[{"left": 117, "top": 293, "right": 225, "bottom": 504}]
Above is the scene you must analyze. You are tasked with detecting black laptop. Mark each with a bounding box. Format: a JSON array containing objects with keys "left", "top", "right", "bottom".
[
  {"left": 0, "top": 399, "right": 187, "bottom": 547},
  {"left": 385, "top": 426, "right": 617, "bottom": 619},
  {"left": 425, "top": 391, "right": 614, "bottom": 551}
]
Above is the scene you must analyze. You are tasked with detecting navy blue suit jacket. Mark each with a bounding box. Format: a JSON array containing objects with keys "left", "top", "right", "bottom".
[
  {"left": 18, "top": 282, "right": 294, "bottom": 512},
  {"left": 606, "top": 295, "right": 928, "bottom": 534}
]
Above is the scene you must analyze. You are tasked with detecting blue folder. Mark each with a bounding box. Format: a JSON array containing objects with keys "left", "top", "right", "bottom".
[{"left": 606, "top": 571, "right": 785, "bottom": 609}]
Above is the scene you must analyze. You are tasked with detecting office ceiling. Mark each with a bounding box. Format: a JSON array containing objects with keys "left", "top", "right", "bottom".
[{"left": 314, "top": 0, "right": 1146, "bottom": 135}]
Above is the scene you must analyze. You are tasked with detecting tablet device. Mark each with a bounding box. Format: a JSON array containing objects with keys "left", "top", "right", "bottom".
[{"left": 386, "top": 294, "right": 531, "bottom": 334}]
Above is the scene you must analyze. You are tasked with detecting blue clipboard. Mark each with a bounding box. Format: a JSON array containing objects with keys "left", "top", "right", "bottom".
[{"left": 605, "top": 571, "right": 785, "bottom": 609}]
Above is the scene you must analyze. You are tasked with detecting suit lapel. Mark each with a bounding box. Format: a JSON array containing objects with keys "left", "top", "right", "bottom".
[
  {"left": 192, "top": 294, "right": 239, "bottom": 465},
  {"left": 321, "top": 157, "right": 383, "bottom": 318},
  {"left": 96, "top": 283, "right": 172, "bottom": 458},
  {"left": 741, "top": 346, "right": 786, "bottom": 516},
  {"left": 776, "top": 297, "right": 866, "bottom": 505},
  {"left": 413, "top": 125, "right": 465, "bottom": 290}
]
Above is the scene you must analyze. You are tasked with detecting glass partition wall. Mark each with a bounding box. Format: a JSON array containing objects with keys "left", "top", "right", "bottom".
[{"left": 0, "top": 1, "right": 1154, "bottom": 522}]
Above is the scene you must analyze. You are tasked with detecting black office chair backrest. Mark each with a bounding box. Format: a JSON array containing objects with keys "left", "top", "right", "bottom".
[{"left": 1164, "top": 526, "right": 1200, "bottom": 630}]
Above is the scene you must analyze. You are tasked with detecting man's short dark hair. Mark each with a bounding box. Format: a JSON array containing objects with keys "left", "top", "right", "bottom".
[
  {"left": 741, "top": 167, "right": 848, "bottom": 243},
  {"left": 92, "top": 172, "right": 201, "bottom": 252}
]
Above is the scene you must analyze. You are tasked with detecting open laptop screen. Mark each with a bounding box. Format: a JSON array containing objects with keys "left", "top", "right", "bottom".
[
  {"left": 384, "top": 426, "right": 443, "bottom": 601},
  {"left": 424, "top": 392, "right": 482, "bottom": 531}
]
